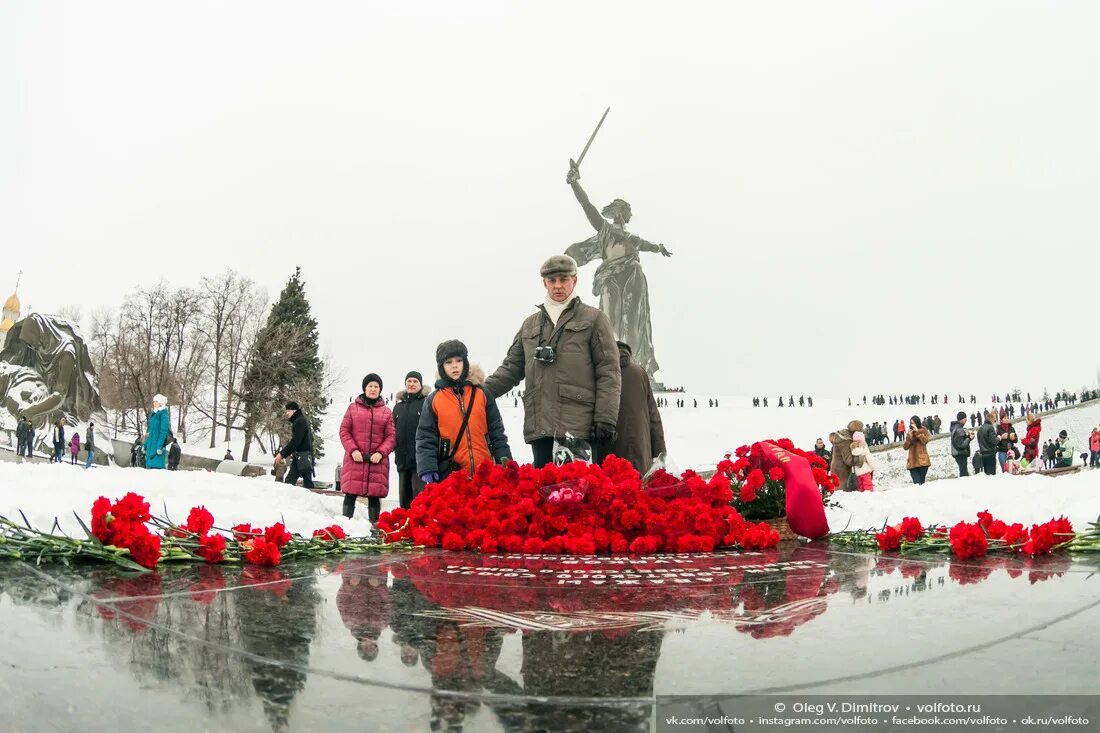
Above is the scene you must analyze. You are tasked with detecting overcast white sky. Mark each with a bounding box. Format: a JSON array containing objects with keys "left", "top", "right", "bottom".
[{"left": 2, "top": 1, "right": 1098, "bottom": 403}]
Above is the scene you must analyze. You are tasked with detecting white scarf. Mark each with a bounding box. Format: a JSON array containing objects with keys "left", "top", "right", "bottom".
[{"left": 543, "top": 294, "right": 577, "bottom": 327}]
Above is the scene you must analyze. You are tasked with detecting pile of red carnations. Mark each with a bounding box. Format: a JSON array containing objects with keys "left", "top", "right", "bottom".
[
  {"left": 716, "top": 439, "right": 839, "bottom": 521},
  {"left": 0, "top": 492, "right": 388, "bottom": 572},
  {"left": 377, "top": 455, "right": 782, "bottom": 555},
  {"left": 831, "top": 510, "right": 1096, "bottom": 559}
]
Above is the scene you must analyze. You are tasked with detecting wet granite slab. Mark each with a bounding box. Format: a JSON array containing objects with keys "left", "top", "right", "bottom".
[{"left": 1, "top": 544, "right": 1097, "bottom": 732}]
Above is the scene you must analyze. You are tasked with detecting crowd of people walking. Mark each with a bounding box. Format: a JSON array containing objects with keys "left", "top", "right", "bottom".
[{"left": 825, "top": 407, "right": 1093, "bottom": 490}]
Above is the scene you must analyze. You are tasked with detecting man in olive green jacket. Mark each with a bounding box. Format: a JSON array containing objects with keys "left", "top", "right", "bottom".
[{"left": 485, "top": 255, "right": 622, "bottom": 468}]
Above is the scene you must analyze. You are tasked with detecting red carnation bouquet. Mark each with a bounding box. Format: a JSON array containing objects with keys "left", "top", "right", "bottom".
[
  {"left": 378, "top": 455, "right": 782, "bottom": 555},
  {"left": 717, "top": 439, "right": 840, "bottom": 522},
  {"left": 838, "top": 510, "right": 1080, "bottom": 561},
  {"left": 0, "top": 492, "right": 391, "bottom": 572}
]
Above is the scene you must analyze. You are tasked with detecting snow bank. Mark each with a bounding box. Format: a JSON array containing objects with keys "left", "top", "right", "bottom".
[{"left": 0, "top": 463, "right": 372, "bottom": 538}]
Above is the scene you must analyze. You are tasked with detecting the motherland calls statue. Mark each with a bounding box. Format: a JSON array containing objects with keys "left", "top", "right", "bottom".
[
  {"left": 565, "top": 159, "right": 671, "bottom": 381},
  {"left": 0, "top": 313, "right": 102, "bottom": 428}
]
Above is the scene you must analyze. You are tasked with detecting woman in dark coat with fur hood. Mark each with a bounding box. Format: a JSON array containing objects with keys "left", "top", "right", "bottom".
[{"left": 605, "top": 342, "right": 665, "bottom": 475}]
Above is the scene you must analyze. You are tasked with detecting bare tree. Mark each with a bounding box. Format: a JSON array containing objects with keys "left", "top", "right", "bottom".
[
  {"left": 221, "top": 289, "right": 267, "bottom": 444},
  {"left": 195, "top": 272, "right": 262, "bottom": 448},
  {"left": 56, "top": 304, "right": 84, "bottom": 327},
  {"left": 170, "top": 289, "right": 210, "bottom": 443}
]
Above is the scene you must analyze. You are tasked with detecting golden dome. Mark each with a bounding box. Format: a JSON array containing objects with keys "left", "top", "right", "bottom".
[
  {"left": 0, "top": 316, "right": 12, "bottom": 334},
  {"left": 3, "top": 292, "right": 18, "bottom": 312}
]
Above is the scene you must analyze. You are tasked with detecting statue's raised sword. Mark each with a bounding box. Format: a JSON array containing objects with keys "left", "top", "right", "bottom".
[{"left": 570, "top": 107, "right": 610, "bottom": 171}]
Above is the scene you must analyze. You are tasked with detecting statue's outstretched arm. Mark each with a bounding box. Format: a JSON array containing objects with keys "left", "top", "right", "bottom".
[
  {"left": 567, "top": 164, "right": 606, "bottom": 232},
  {"left": 634, "top": 235, "right": 673, "bottom": 257}
]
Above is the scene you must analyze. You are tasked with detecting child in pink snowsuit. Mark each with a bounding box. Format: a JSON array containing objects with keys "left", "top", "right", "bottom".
[
  {"left": 1003, "top": 449, "right": 1021, "bottom": 475},
  {"left": 850, "top": 431, "right": 877, "bottom": 491}
]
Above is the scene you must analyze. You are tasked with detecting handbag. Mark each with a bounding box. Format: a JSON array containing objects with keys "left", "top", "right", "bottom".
[
  {"left": 438, "top": 388, "right": 478, "bottom": 477},
  {"left": 292, "top": 450, "right": 315, "bottom": 477}
]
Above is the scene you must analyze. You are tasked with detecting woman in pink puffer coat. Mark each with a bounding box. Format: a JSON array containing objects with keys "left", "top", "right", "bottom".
[{"left": 339, "top": 373, "right": 396, "bottom": 524}]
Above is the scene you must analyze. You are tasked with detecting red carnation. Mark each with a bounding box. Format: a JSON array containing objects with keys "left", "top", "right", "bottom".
[
  {"left": 264, "top": 523, "right": 292, "bottom": 549},
  {"left": 740, "top": 524, "right": 780, "bottom": 549},
  {"left": 976, "top": 510, "right": 994, "bottom": 530},
  {"left": 1001, "top": 522, "right": 1027, "bottom": 547},
  {"left": 126, "top": 531, "right": 163, "bottom": 570},
  {"left": 112, "top": 493, "right": 152, "bottom": 524},
  {"left": 898, "top": 517, "right": 924, "bottom": 542},
  {"left": 410, "top": 528, "right": 438, "bottom": 547},
  {"left": 620, "top": 509, "right": 643, "bottom": 530},
  {"left": 564, "top": 535, "right": 596, "bottom": 555},
  {"left": 767, "top": 467, "right": 785, "bottom": 482},
  {"left": 739, "top": 484, "right": 757, "bottom": 504},
  {"left": 184, "top": 506, "right": 215, "bottom": 536},
  {"left": 629, "top": 536, "right": 659, "bottom": 554},
  {"left": 522, "top": 537, "right": 544, "bottom": 554},
  {"left": 244, "top": 537, "right": 281, "bottom": 566},
  {"left": 312, "top": 525, "right": 347, "bottom": 541},
  {"left": 197, "top": 533, "right": 227, "bottom": 563},
  {"left": 232, "top": 523, "right": 260, "bottom": 540},
  {"left": 875, "top": 526, "right": 902, "bottom": 551},
  {"left": 442, "top": 532, "right": 465, "bottom": 551},
  {"left": 948, "top": 521, "right": 988, "bottom": 560},
  {"left": 1023, "top": 523, "right": 1055, "bottom": 556},
  {"left": 744, "top": 469, "right": 765, "bottom": 491},
  {"left": 1048, "top": 516, "right": 1074, "bottom": 545},
  {"left": 90, "top": 496, "right": 113, "bottom": 543}
]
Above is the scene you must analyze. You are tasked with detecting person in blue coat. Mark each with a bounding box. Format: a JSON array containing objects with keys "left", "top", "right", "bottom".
[{"left": 143, "top": 393, "right": 171, "bottom": 469}]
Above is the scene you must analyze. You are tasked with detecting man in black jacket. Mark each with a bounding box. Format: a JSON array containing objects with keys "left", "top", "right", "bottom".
[
  {"left": 15, "top": 415, "right": 31, "bottom": 457},
  {"left": 393, "top": 371, "right": 429, "bottom": 509},
  {"left": 167, "top": 437, "right": 182, "bottom": 471},
  {"left": 949, "top": 412, "right": 974, "bottom": 477},
  {"left": 274, "top": 401, "right": 315, "bottom": 489}
]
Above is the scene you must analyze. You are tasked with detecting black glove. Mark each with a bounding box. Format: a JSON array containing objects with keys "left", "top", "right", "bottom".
[{"left": 592, "top": 423, "right": 617, "bottom": 443}]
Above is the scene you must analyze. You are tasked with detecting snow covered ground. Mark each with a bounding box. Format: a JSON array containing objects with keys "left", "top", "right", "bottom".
[
  {"left": 0, "top": 463, "right": 374, "bottom": 538},
  {"left": 1, "top": 394, "right": 1097, "bottom": 537}
]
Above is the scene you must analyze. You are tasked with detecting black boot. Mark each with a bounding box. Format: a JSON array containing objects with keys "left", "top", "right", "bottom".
[{"left": 342, "top": 493, "right": 357, "bottom": 519}]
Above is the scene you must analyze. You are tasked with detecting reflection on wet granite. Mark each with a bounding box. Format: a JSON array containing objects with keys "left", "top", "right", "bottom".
[{"left": 1, "top": 544, "right": 1098, "bottom": 732}]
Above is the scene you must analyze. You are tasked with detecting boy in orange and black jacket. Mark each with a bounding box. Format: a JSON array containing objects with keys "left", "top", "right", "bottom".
[{"left": 416, "top": 339, "right": 512, "bottom": 483}]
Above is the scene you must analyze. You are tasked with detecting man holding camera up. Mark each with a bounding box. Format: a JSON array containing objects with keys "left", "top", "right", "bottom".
[{"left": 485, "top": 255, "right": 622, "bottom": 468}]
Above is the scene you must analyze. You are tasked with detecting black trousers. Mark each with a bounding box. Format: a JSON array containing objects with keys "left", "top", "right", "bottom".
[
  {"left": 284, "top": 456, "right": 315, "bottom": 489},
  {"left": 530, "top": 437, "right": 555, "bottom": 468},
  {"left": 981, "top": 454, "right": 998, "bottom": 476},
  {"left": 530, "top": 436, "right": 610, "bottom": 469},
  {"left": 343, "top": 493, "right": 380, "bottom": 522},
  {"left": 398, "top": 468, "right": 425, "bottom": 509},
  {"left": 954, "top": 455, "right": 969, "bottom": 477},
  {"left": 908, "top": 466, "right": 929, "bottom": 485}
]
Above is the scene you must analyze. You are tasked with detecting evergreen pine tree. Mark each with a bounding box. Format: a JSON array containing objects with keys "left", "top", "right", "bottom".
[{"left": 242, "top": 267, "right": 327, "bottom": 460}]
